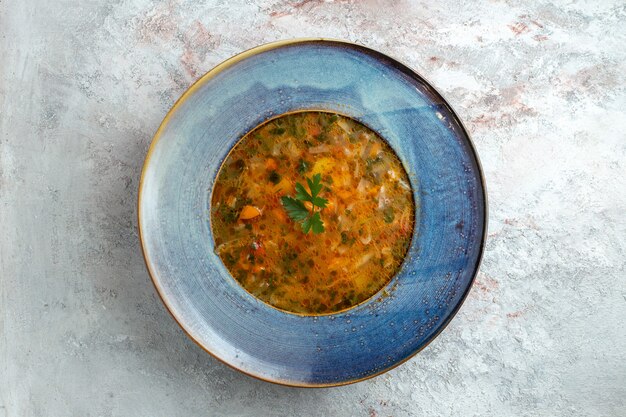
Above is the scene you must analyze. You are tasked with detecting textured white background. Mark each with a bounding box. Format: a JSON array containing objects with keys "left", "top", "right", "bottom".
[{"left": 1, "top": 1, "right": 625, "bottom": 416}]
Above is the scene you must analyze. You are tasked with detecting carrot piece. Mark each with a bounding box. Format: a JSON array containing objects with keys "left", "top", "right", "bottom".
[
  {"left": 265, "top": 158, "right": 278, "bottom": 170},
  {"left": 239, "top": 205, "right": 261, "bottom": 220}
]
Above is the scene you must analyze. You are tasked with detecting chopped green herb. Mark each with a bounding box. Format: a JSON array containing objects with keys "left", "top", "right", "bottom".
[
  {"left": 268, "top": 170, "right": 281, "bottom": 184},
  {"left": 340, "top": 232, "right": 356, "bottom": 246},
  {"left": 297, "top": 158, "right": 310, "bottom": 174},
  {"left": 316, "top": 133, "right": 329, "bottom": 143},
  {"left": 365, "top": 156, "right": 383, "bottom": 170},
  {"left": 218, "top": 205, "right": 238, "bottom": 223},
  {"left": 245, "top": 146, "right": 258, "bottom": 157},
  {"left": 383, "top": 207, "right": 395, "bottom": 223},
  {"left": 233, "top": 159, "right": 245, "bottom": 172},
  {"left": 224, "top": 253, "right": 236, "bottom": 266}
]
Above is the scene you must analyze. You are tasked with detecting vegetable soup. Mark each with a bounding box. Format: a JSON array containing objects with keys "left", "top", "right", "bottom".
[{"left": 211, "top": 111, "right": 414, "bottom": 314}]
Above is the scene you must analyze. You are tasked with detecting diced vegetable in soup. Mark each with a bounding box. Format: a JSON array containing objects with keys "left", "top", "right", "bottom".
[{"left": 211, "top": 111, "right": 414, "bottom": 314}]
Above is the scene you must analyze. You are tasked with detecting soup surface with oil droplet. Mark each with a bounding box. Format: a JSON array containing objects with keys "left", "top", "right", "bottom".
[{"left": 211, "top": 111, "right": 415, "bottom": 314}]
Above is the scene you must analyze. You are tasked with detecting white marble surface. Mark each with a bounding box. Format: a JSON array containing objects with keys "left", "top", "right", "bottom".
[{"left": 1, "top": 1, "right": 625, "bottom": 416}]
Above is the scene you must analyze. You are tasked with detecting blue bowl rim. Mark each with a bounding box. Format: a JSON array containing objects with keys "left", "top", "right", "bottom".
[{"left": 137, "top": 38, "right": 488, "bottom": 387}]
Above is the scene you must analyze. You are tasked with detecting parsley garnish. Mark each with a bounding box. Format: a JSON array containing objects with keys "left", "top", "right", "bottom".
[{"left": 281, "top": 173, "right": 328, "bottom": 234}]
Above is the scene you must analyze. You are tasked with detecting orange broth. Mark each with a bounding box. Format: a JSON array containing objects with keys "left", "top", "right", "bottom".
[{"left": 211, "top": 111, "right": 414, "bottom": 314}]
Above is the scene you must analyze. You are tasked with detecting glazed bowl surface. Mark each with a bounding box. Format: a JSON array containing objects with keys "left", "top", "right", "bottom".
[{"left": 138, "top": 39, "right": 486, "bottom": 387}]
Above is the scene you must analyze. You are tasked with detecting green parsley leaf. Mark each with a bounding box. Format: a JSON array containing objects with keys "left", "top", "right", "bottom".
[
  {"left": 312, "top": 196, "right": 328, "bottom": 209},
  {"left": 302, "top": 212, "right": 324, "bottom": 234},
  {"left": 280, "top": 196, "right": 309, "bottom": 221},
  {"left": 301, "top": 216, "right": 313, "bottom": 234},
  {"left": 281, "top": 173, "right": 330, "bottom": 234},
  {"left": 309, "top": 212, "right": 325, "bottom": 234},
  {"left": 307, "top": 173, "right": 324, "bottom": 198},
  {"left": 295, "top": 182, "right": 312, "bottom": 202}
]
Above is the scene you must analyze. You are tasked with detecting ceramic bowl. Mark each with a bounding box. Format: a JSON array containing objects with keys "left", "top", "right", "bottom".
[{"left": 138, "top": 39, "right": 486, "bottom": 387}]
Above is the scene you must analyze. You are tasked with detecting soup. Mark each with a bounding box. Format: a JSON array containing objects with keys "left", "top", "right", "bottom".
[{"left": 211, "top": 111, "right": 414, "bottom": 314}]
